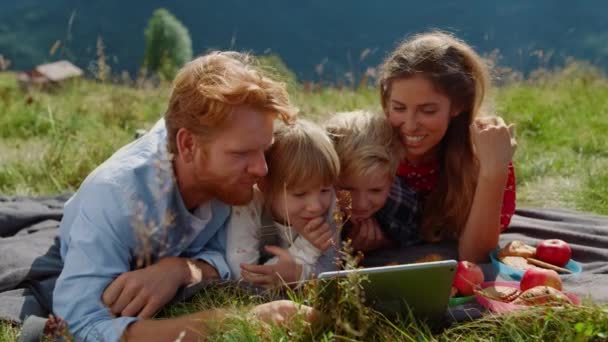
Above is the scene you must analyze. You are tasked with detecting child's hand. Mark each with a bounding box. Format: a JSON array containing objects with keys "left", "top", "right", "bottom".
[
  {"left": 299, "top": 217, "right": 334, "bottom": 252},
  {"left": 240, "top": 246, "right": 302, "bottom": 288},
  {"left": 471, "top": 117, "right": 516, "bottom": 179},
  {"left": 348, "top": 218, "right": 392, "bottom": 252}
]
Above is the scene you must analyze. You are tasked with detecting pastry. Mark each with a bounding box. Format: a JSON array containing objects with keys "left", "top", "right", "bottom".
[
  {"left": 475, "top": 285, "right": 521, "bottom": 303},
  {"left": 499, "top": 256, "right": 535, "bottom": 271},
  {"left": 498, "top": 240, "right": 536, "bottom": 259},
  {"left": 512, "top": 286, "right": 573, "bottom": 306}
]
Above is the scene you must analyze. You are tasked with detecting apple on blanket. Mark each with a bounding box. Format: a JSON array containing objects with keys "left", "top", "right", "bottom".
[{"left": 452, "top": 261, "right": 484, "bottom": 297}]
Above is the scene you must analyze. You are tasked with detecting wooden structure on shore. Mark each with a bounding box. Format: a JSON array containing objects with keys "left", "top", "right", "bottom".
[{"left": 17, "top": 60, "right": 83, "bottom": 89}]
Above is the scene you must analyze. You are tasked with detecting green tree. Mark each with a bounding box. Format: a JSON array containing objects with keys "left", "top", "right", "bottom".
[{"left": 142, "top": 8, "right": 192, "bottom": 80}]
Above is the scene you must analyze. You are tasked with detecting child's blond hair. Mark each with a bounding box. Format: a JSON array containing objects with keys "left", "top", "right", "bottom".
[
  {"left": 265, "top": 119, "right": 340, "bottom": 200},
  {"left": 324, "top": 110, "right": 403, "bottom": 181}
]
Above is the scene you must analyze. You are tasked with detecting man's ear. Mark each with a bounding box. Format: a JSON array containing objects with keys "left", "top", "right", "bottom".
[
  {"left": 257, "top": 178, "right": 269, "bottom": 193},
  {"left": 176, "top": 128, "right": 195, "bottom": 163}
]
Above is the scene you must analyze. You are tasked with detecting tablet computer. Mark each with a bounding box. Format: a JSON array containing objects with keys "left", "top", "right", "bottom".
[{"left": 317, "top": 260, "right": 457, "bottom": 321}]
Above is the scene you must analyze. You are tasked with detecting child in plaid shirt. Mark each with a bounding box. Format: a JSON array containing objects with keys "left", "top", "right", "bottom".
[{"left": 325, "top": 110, "right": 419, "bottom": 253}]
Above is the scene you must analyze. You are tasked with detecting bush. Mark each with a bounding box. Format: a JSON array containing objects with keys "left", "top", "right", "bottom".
[{"left": 142, "top": 8, "right": 192, "bottom": 80}]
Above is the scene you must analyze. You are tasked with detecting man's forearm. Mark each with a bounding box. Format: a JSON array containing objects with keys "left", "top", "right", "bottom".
[
  {"left": 153, "top": 257, "right": 221, "bottom": 287},
  {"left": 123, "top": 308, "right": 229, "bottom": 341}
]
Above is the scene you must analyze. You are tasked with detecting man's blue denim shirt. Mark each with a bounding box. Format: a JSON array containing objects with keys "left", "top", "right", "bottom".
[{"left": 53, "top": 119, "right": 231, "bottom": 341}]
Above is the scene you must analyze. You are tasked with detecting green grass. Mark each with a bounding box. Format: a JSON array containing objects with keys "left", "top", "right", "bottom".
[
  {"left": 495, "top": 64, "right": 608, "bottom": 213},
  {"left": 0, "top": 322, "right": 19, "bottom": 342},
  {"left": 0, "top": 74, "right": 168, "bottom": 195},
  {"left": 2, "top": 63, "right": 607, "bottom": 213},
  {"left": 1, "top": 63, "right": 608, "bottom": 340},
  {"left": 154, "top": 281, "right": 608, "bottom": 341},
  {"left": 440, "top": 303, "right": 608, "bottom": 341}
]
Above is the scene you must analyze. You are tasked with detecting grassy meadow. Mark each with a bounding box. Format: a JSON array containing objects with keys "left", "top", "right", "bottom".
[
  {"left": 1, "top": 63, "right": 607, "bottom": 213},
  {"left": 1, "top": 62, "right": 608, "bottom": 341}
]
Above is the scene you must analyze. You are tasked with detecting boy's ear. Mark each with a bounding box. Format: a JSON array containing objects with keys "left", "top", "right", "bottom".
[{"left": 257, "top": 178, "right": 269, "bottom": 193}]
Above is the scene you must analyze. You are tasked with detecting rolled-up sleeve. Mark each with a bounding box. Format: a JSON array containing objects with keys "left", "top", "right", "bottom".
[
  {"left": 191, "top": 225, "right": 231, "bottom": 280},
  {"left": 53, "top": 182, "right": 139, "bottom": 341}
]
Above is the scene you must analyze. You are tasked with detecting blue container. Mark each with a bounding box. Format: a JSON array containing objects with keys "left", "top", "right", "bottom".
[{"left": 489, "top": 249, "right": 582, "bottom": 281}]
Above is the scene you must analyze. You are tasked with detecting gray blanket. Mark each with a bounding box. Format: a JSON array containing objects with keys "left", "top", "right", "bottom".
[
  {"left": 0, "top": 195, "right": 69, "bottom": 325},
  {"left": 1, "top": 195, "right": 607, "bottom": 327}
]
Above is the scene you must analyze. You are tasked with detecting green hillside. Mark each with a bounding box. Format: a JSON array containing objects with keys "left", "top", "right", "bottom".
[{"left": 1, "top": 1, "right": 608, "bottom": 81}]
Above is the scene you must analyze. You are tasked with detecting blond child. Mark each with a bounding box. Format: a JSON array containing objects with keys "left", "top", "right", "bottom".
[
  {"left": 325, "top": 110, "right": 416, "bottom": 253},
  {"left": 226, "top": 119, "right": 340, "bottom": 287}
]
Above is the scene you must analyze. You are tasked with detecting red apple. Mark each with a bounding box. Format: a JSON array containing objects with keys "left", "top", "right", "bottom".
[
  {"left": 536, "top": 239, "right": 572, "bottom": 267},
  {"left": 453, "top": 261, "right": 484, "bottom": 296},
  {"left": 520, "top": 267, "right": 562, "bottom": 291}
]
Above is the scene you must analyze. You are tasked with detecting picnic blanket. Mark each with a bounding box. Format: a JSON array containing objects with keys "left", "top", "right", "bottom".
[
  {"left": 0, "top": 194, "right": 69, "bottom": 324},
  {"left": 1, "top": 195, "right": 607, "bottom": 328}
]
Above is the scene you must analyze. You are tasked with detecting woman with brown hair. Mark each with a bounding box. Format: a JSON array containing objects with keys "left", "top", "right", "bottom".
[{"left": 368, "top": 31, "right": 517, "bottom": 263}]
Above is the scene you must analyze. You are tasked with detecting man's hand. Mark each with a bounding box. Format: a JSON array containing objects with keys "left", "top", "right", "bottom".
[
  {"left": 249, "top": 300, "right": 319, "bottom": 327},
  {"left": 102, "top": 257, "right": 192, "bottom": 318},
  {"left": 240, "top": 246, "right": 302, "bottom": 288},
  {"left": 297, "top": 217, "right": 334, "bottom": 252},
  {"left": 347, "top": 218, "right": 392, "bottom": 252}
]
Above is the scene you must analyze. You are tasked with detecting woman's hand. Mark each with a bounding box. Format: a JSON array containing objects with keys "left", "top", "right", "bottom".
[
  {"left": 460, "top": 116, "right": 516, "bottom": 262},
  {"left": 471, "top": 116, "right": 516, "bottom": 178}
]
